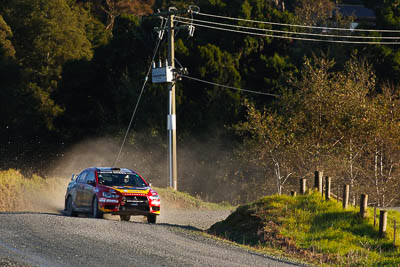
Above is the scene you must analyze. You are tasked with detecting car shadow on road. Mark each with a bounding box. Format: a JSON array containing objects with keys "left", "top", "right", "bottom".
[
  {"left": 0, "top": 210, "right": 66, "bottom": 217},
  {"left": 124, "top": 220, "right": 204, "bottom": 232},
  {"left": 154, "top": 222, "right": 203, "bottom": 232}
]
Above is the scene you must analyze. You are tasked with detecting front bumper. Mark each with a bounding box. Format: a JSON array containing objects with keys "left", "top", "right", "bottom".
[{"left": 98, "top": 197, "right": 160, "bottom": 216}]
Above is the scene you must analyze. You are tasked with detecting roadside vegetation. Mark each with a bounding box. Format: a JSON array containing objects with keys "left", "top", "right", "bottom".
[
  {"left": 209, "top": 192, "right": 400, "bottom": 266},
  {"left": 0, "top": 169, "right": 67, "bottom": 212},
  {"left": 156, "top": 187, "right": 232, "bottom": 210},
  {"left": 0, "top": 169, "right": 231, "bottom": 212}
]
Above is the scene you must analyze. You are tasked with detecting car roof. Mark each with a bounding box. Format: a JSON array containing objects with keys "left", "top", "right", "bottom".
[{"left": 92, "top": 167, "right": 136, "bottom": 174}]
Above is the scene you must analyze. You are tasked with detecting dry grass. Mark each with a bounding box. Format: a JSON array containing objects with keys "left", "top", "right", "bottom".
[{"left": 0, "top": 169, "right": 69, "bottom": 212}]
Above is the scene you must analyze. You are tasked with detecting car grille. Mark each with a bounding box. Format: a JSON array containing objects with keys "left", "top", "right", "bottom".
[
  {"left": 124, "top": 195, "right": 148, "bottom": 202},
  {"left": 123, "top": 195, "right": 149, "bottom": 211}
]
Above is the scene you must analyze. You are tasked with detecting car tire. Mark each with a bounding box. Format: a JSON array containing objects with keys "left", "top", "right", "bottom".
[
  {"left": 120, "top": 215, "right": 131, "bottom": 221},
  {"left": 66, "top": 196, "right": 77, "bottom": 217},
  {"left": 92, "top": 196, "right": 103, "bottom": 219},
  {"left": 147, "top": 214, "right": 157, "bottom": 224}
]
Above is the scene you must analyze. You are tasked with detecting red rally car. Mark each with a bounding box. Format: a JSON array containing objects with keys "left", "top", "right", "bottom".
[{"left": 64, "top": 167, "right": 160, "bottom": 223}]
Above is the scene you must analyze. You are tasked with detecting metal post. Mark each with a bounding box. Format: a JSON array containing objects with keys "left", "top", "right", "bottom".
[{"left": 168, "top": 13, "right": 178, "bottom": 190}]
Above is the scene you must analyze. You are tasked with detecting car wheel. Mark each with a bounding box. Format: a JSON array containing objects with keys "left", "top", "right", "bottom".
[
  {"left": 147, "top": 214, "right": 157, "bottom": 224},
  {"left": 66, "top": 196, "right": 77, "bottom": 217},
  {"left": 92, "top": 196, "right": 103, "bottom": 219},
  {"left": 120, "top": 215, "right": 131, "bottom": 221}
]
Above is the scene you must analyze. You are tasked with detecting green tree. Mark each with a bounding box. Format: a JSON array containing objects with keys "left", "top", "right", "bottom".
[
  {"left": 360, "top": 0, "right": 400, "bottom": 84},
  {"left": 0, "top": 15, "right": 15, "bottom": 58},
  {"left": 0, "top": 15, "right": 38, "bottom": 142},
  {"left": 2, "top": 0, "right": 93, "bottom": 130},
  {"left": 55, "top": 13, "right": 165, "bottom": 137}
]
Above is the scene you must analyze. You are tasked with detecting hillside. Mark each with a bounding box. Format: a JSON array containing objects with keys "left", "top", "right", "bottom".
[{"left": 208, "top": 192, "right": 400, "bottom": 266}]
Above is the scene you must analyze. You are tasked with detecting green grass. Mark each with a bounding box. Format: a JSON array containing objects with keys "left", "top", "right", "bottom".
[
  {"left": 156, "top": 187, "right": 233, "bottom": 210},
  {"left": 208, "top": 191, "right": 400, "bottom": 266}
]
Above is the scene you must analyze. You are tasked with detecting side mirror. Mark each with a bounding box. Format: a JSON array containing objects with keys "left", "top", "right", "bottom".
[
  {"left": 71, "top": 174, "right": 76, "bottom": 180},
  {"left": 87, "top": 180, "right": 96, "bottom": 186}
]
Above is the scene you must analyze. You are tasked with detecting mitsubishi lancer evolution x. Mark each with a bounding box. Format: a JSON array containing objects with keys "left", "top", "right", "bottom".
[{"left": 64, "top": 167, "right": 160, "bottom": 223}]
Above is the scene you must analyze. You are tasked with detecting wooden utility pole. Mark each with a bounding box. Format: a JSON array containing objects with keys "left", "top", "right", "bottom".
[
  {"left": 168, "top": 12, "right": 178, "bottom": 190},
  {"left": 152, "top": 7, "right": 197, "bottom": 190}
]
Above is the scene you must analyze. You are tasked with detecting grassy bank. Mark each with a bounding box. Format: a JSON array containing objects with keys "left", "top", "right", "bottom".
[
  {"left": 208, "top": 192, "right": 400, "bottom": 266},
  {"left": 0, "top": 169, "right": 68, "bottom": 212},
  {"left": 156, "top": 187, "right": 232, "bottom": 210},
  {"left": 0, "top": 169, "right": 231, "bottom": 212}
]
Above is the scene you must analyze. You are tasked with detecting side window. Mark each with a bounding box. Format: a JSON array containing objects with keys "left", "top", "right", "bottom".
[
  {"left": 86, "top": 171, "right": 95, "bottom": 183},
  {"left": 77, "top": 172, "right": 87, "bottom": 183}
]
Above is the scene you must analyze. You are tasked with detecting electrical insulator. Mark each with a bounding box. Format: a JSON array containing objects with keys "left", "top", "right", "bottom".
[{"left": 188, "top": 25, "right": 195, "bottom": 37}]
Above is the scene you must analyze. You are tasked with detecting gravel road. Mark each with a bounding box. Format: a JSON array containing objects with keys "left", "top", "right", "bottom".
[{"left": 0, "top": 210, "right": 302, "bottom": 267}]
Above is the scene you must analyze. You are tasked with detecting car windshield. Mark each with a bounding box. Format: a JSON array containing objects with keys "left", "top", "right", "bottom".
[{"left": 97, "top": 172, "right": 147, "bottom": 187}]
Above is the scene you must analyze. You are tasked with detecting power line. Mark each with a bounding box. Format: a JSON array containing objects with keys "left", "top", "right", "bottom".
[
  {"left": 176, "top": 16, "right": 400, "bottom": 40},
  {"left": 195, "top": 11, "right": 400, "bottom": 33},
  {"left": 180, "top": 74, "right": 279, "bottom": 97},
  {"left": 113, "top": 19, "right": 166, "bottom": 167},
  {"left": 175, "top": 19, "right": 400, "bottom": 45}
]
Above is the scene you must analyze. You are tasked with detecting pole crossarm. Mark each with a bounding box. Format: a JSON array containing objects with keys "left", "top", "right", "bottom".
[{"left": 149, "top": 7, "right": 195, "bottom": 18}]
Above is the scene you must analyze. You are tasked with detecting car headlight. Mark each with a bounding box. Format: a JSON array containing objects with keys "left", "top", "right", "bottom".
[{"left": 103, "top": 192, "right": 119, "bottom": 199}]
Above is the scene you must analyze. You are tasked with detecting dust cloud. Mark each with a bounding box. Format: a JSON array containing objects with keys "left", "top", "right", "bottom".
[
  {"left": 33, "top": 133, "right": 242, "bottom": 213},
  {"left": 1, "top": 133, "right": 244, "bottom": 215},
  {"left": 48, "top": 136, "right": 169, "bottom": 186},
  {"left": 23, "top": 178, "right": 70, "bottom": 213},
  {"left": 26, "top": 136, "right": 168, "bottom": 213}
]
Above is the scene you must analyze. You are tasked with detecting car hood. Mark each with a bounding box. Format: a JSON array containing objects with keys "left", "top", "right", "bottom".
[{"left": 109, "top": 186, "right": 150, "bottom": 195}]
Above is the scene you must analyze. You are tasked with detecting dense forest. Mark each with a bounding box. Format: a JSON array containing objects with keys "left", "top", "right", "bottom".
[{"left": 2, "top": 0, "right": 400, "bottom": 206}]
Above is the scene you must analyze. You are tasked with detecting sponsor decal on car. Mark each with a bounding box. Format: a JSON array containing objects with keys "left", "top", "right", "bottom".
[
  {"left": 111, "top": 187, "right": 150, "bottom": 195},
  {"left": 99, "top": 198, "right": 119, "bottom": 203}
]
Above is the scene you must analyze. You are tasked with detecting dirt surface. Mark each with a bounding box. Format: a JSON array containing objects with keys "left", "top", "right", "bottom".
[{"left": 0, "top": 209, "right": 303, "bottom": 267}]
